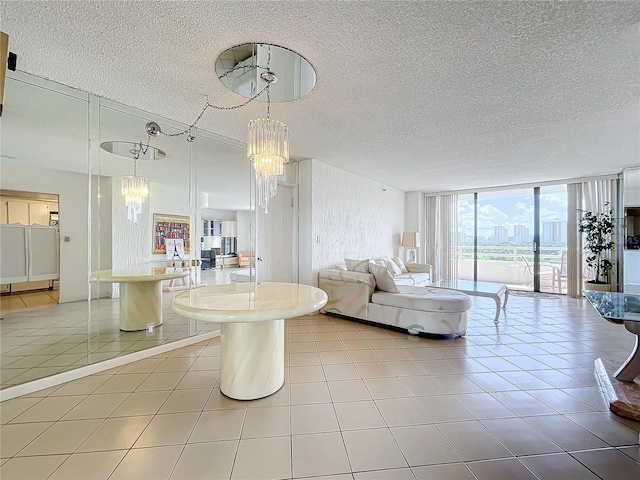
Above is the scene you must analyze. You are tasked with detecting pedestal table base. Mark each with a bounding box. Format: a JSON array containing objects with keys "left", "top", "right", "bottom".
[
  {"left": 220, "top": 319, "right": 285, "bottom": 400},
  {"left": 119, "top": 281, "right": 162, "bottom": 331}
]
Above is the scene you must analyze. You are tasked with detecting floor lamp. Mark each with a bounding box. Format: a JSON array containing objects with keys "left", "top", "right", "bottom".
[{"left": 402, "top": 232, "right": 420, "bottom": 263}]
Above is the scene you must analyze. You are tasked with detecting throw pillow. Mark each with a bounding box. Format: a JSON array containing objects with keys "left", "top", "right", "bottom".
[
  {"left": 368, "top": 262, "right": 400, "bottom": 293},
  {"left": 345, "top": 258, "right": 370, "bottom": 273},
  {"left": 391, "top": 256, "right": 408, "bottom": 273},
  {"left": 334, "top": 264, "right": 347, "bottom": 271},
  {"left": 383, "top": 257, "right": 403, "bottom": 277}
]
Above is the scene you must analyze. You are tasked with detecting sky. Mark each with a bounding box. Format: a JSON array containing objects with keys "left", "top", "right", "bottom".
[{"left": 457, "top": 186, "right": 568, "bottom": 239}]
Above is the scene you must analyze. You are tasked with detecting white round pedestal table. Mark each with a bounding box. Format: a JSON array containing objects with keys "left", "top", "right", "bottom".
[
  {"left": 171, "top": 282, "right": 328, "bottom": 400},
  {"left": 90, "top": 267, "right": 189, "bottom": 331}
]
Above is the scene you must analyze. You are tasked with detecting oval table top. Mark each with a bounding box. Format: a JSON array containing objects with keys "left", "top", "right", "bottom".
[
  {"left": 90, "top": 267, "right": 190, "bottom": 283},
  {"left": 171, "top": 282, "right": 328, "bottom": 323}
]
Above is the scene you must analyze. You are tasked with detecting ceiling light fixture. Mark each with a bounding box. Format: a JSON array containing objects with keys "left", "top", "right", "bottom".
[
  {"left": 101, "top": 137, "right": 165, "bottom": 225},
  {"left": 149, "top": 43, "right": 315, "bottom": 213},
  {"left": 121, "top": 145, "right": 149, "bottom": 225},
  {"left": 247, "top": 68, "right": 289, "bottom": 213}
]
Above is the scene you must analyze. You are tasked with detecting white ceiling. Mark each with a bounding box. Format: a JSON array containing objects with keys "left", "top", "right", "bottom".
[{"left": 2, "top": 1, "right": 639, "bottom": 194}]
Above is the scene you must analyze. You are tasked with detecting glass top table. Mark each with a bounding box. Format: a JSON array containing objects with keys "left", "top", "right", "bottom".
[
  {"left": 435, "top": 279, "right": 509, "bottom": 324},
  {"left": 585, "top": 290, "right": 640, "bottom": 382},
  {"left": 584, "top": 291, "right": 640, "bottom": 323}
]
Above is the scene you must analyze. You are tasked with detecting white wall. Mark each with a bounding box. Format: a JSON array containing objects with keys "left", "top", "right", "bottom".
[
  {"left": 625, "top": 167, "right": 640, "bottom": 206},
  {"left": 110, "top": 181, "right": 190, "bottom": 295},
  {"left": 91, "top": 175, "right": 113, "bottom": 298},
  {"left": 201, "top": 209, "right": 236, "bottom": 221},
  {"left": 112, "top": 182, "right": 190, "bottom": 268},
  {"left": 298, "top": 159, "right": 405, "bottom": 286},
  {"left": 404, "top": 191, "right": 426, "bottom": 263},
  {"left": 1, "top": 163, "right": 89, "bottom": 303},
  {"left": 236, "top": 210, "right": 251, "bottom": 252},
  {"left": 298, "top": 161, "right": 314, "bottom": 285}
]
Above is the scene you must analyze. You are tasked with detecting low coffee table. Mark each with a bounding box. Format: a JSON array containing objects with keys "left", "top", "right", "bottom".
[{"left": 435, "top": 279, "right": 508, "bottom": 323}]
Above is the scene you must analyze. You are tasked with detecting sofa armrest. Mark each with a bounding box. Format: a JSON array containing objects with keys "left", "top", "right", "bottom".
[
  {"left": 319, "top": 268, "right": 376, "bottom": 289},
  {"left": 405, "top": 262, "right": 433, "bottom": 277}
]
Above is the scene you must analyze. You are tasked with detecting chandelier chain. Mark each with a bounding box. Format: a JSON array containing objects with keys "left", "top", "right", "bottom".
[
  {"left": 218, "top": 63, "right": 270, "bottom": 80},
  {"left": 158, "top": 84, "right": 270, "bottom": 138},
  {"left": 267, "top": 87, "right": 271, "bottom": 118},
  {"left": 132, "top": 135, "right": 152, "bottom": 160}
]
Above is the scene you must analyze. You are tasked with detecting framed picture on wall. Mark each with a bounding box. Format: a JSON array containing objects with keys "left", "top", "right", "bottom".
[{"left": 153, "top": 213, "right": 190, "bottom": 254}]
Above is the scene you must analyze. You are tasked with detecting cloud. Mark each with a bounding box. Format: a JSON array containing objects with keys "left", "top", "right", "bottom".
[{"left": 455, "top": 190, "right": 567, "bottom": 238}]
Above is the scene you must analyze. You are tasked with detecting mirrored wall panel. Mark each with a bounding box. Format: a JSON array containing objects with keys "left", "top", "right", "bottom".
[
  {"left": 1, "top": 72, "right": 90, "bottom": 388},
  {"left": 0, "top": 71, "right": 255, "bottom": 393}
]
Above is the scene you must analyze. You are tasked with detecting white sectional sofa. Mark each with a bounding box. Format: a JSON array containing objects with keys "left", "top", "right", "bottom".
[{"left": 319, "top": 257, "right": 471, "bottom": 336}]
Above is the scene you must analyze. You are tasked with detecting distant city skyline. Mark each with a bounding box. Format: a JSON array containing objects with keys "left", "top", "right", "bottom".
[{"left": 457, "top": 188, "right": 568, "bottom": 245}]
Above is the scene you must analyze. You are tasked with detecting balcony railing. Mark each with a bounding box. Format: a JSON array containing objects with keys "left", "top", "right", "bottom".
[{"left": 455, "top": 245, "right": 567, "bottom": 292}]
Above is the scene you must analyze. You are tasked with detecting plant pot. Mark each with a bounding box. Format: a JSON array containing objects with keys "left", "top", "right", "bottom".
[{"left": 583, "top": 281, "right": 611, "bottom": 293}]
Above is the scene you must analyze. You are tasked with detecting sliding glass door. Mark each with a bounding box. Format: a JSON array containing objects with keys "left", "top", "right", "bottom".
[
  {"left": 476, "top": 189, "right": 535, "bottom": 291},
  {"left": 539, "top": 185, "right": 568, "bottom": 293},
  {"left": 455, "top": 185, "right": 567, "bottom": 293}
]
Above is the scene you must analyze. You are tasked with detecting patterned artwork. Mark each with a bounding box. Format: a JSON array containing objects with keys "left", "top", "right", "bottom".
[{"left": 153, "top": 213, "right": 190, "bottom": 254}]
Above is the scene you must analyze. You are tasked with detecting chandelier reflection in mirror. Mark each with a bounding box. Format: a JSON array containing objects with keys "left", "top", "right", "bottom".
[
  {"left": 101, "top": 139, "right": 165, "bottom": 224},
  {"left": 150, "top": 43, "right": 316, "bottom": 213},
  {"left": 121, "top": 153, "right": 148, "bottom": 224}
]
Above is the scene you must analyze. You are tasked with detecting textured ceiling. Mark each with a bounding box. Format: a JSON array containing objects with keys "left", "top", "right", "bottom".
[{"left": 2, "top": 1, "right": 639, "bottom": 193}]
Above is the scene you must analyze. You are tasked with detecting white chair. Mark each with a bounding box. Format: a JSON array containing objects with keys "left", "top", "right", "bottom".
[
  {"left": 522, "top": 256, "right": 555, "bottom": 290},
  {"left": 556, "top": 251, "right": 567, "bottom": 293}
]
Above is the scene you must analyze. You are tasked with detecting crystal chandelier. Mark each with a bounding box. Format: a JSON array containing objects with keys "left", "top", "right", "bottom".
[
  {"left": 133, "top": 43, "right": 315, "bottom": 214},
  {"left": 247, "top": 115, "right": 289, "bottom": 213},
  {"left": 245, "top": 64, "right": 290, "bottom": 213},
  {"left": 121, "top": 148, "right": 149, "bottom": 224}
]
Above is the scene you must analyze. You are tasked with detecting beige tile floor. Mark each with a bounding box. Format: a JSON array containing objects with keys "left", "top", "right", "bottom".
[
  {"left": 1, "top": 294, "right": 640, "bottom": 479},
  {"left": 0, "top": 268, "right": 242, "bottom": 389}
]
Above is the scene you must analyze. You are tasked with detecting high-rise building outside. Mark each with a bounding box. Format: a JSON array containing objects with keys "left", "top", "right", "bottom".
[
  {"left": 542, "top": 220, "right": 568, "bottom": 245},
  {"left": 494, "top": 225, "right": 509, "bottom": 244},
  {"left": 514, "top": 224, "right": 529, "bottom": 244}
]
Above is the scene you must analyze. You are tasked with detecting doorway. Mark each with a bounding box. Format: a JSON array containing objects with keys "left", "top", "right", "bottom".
[
  {"left": 456, "top": 185, "right": 567, "bottom": 293},
  {"left": 0, "top": 189, "right": 60, "bottom": 302},
  {"left": 256, "top": 184, "right": 298, "bottom": 283}
]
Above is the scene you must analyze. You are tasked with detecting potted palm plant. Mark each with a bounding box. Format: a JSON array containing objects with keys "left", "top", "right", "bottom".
[{"left": 579, "top": 202, "right": 615, "bottom": 292}]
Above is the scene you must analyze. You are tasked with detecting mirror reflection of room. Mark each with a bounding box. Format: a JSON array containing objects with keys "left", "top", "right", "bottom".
[
  {"left": 0, "top": 71, "right": 251, "bottom": 392},
  {"left": 0, "top": 189, "right": 60, "bottom": 302}
]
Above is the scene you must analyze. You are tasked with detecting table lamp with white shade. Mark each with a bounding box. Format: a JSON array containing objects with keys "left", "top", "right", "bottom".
[{"left": 401, "top": 232, "right": 420, "bottom": 263}]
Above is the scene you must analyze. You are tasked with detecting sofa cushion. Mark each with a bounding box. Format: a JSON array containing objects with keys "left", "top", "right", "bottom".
[
  {"left": 370, "top": 258, "right": 386, "bottom": 267},
  {"left": 368, "top": 262, "right": 400, "bottom": 293},
  {"left": 378, "top": 258, "right": 400, "bottom": 276},
  {"left": 345, "top": 258, "right": 370, "bottom": 273},
  {"left": 371, "top": 257, "right": 402, "bottom": 277},
  {"left": 392, "top": 256, "right": 408, "bottom": 274},
  {"left": 372, "top": 285, "right": 471, "bottom": 312},
  {"left": 394, "top": 272, "right": 430, "bottom": 286},
  {"left": 319, "top": 268, "right": 376, "bottom": 289}
]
